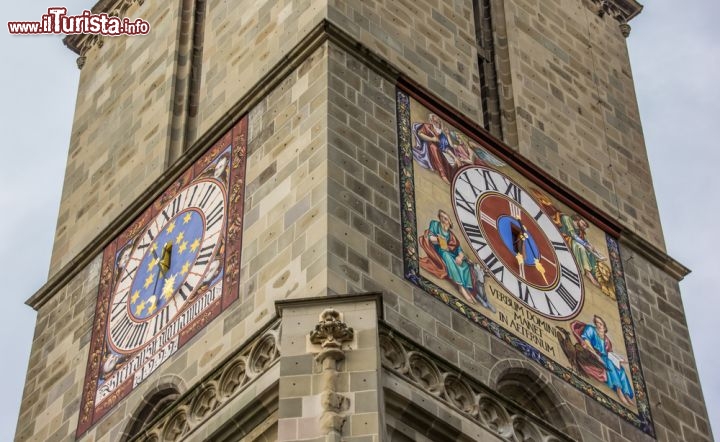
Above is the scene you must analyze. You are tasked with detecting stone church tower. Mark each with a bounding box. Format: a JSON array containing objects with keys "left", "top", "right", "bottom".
[{"left": 15, "top": 0, "right": 713, "bottom": 441}]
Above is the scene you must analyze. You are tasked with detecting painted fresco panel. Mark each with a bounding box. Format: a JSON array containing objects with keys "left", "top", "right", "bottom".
[
  {"left": 397, "top": 90, "right": 653, "bottom": 435},
  {"left": 76, "top": 118, "right": 248, "bottom": 437}
]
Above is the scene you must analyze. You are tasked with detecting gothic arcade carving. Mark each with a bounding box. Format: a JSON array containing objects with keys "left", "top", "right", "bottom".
[
  {"left": 380, "top": 328, "right": 574, "bottom": 442},
  {"left": 130, "top": 321, "right": 280, "bottom": 441}
]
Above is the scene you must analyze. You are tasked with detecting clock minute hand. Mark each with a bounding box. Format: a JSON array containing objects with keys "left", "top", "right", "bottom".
[{"left": 514, "top": 231, "right": 526, "bottom": 279}]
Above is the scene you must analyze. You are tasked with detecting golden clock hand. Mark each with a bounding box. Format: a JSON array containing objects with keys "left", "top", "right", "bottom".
[
  {"left": 514, "top": 228, "right": 528, "bottom": 260},
  {"left": 519, "top": 231, "right": 548, "bottom": 285},
  {"left": 534, "top": 258, "right": 549, "bottom": 285},
  {"left": 148, "top": 241, "right": 173, "bottom": 302},
  {"left": 159, "top": 241, "right": 173, "bottom": 275},
  {"left": 149, "top": 270, "right": 161, "bottom": 305}
]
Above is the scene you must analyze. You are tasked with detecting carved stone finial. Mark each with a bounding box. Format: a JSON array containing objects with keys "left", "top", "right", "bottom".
[
  {"left": 309, "top": 309, "right": 354, "bottom": 360},
  {"left": 308, "top": 309, "right": 354, "bottom": 438},
  {"left": 619, "top": 22, "right": 631, "bottom": 38}
]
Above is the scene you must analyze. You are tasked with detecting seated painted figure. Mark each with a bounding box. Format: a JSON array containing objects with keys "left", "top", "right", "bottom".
[
  {"left": 419, "top": 209, "right": 494, "bottom": 311},
  {"left": 571, "top": 315, "right": 634, "bottom": 407}
]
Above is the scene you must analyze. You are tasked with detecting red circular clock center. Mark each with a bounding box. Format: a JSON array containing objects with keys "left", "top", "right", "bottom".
[{"left": 478, "top": 193, "right": 559, "bottom": 290}]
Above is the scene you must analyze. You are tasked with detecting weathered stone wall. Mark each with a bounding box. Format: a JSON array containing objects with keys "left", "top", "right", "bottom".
[
  {"left": 50, "top": 1, "right": 183, "bottom": 275},
  {"left": 326, "top": 44, "right": 402, "bottom": 298},
  {"left": 51, "top": 0, "right": 331, "bottom": 278},
  {"left": 241, "top": 43, "right": 329, "bottom": 307},
  {"left": 196, "top": 0, "right": 326, "bottom": 139},
  {"left": 50, "top": 0, "right": 664, "bottom": 278},
  {"left": 277, "top": 295, "right": 383, "bottom": 441},
  {"left": 15, "top": 255, "right": 101, "bottom": 442},
  {"left": 497, "top": 0, "right": 665, "bottom": 249},
  {"left": 324, "top": 43, "right": 711, "bottom": 441},
  {"left": 622, "top": 246, "right": 713, "bottom": 441},
  {"left": 328, "top": 0, "right": 484, "bottom": 124},
  {"left": 16, "top": 44, "right": 330, "bottom": 441}
]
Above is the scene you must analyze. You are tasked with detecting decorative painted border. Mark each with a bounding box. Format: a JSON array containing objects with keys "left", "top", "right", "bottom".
[
  {"left": 396, "top": 89, "right": 654, "bottom": 436},
  {"left": 76, "top": 117, "right": 248, "bottom": 438}
]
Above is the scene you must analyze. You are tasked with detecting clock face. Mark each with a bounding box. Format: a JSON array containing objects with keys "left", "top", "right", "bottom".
[
  {"left": 452, "top": 165, "right": 584, "bottom": 319},
  {"left": 77, "top": 118, "right": 247, "bottom": 439},
  {"left": 399, "top": 94, "right": 654, "bottom": 433},
  {"left": 107, "top": 179, "right": 226, "bottom": 354}
]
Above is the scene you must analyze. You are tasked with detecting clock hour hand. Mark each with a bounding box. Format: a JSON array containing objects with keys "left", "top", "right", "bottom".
[
  {"left": 159, "top": 241, "right": 173, "bottom": 275},
  {"left": 149, "top": 241, "right": 173, "bottom": 300},
  {"left": 534, "top": 258, "right": 548, "bottom": 285}
]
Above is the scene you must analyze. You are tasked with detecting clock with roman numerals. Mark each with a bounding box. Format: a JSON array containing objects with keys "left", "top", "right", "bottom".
[
  {"left": 107, "top": 178, "right": 226, "bottom": 354},
  {"left": 76, "top": 119, "right": 246, "bottom": 438},
  {"left": 453, "top": 165, "right": 584, "bottom": 319}
]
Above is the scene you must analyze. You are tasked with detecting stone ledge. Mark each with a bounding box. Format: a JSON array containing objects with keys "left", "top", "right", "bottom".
[
  {"left": 620, "top": 231, "right": 690, "bottom": 281},
  {"left": 31, "top": 19, "right": 687, "bottom": 313},
  {"left": 590, "top": 0, "right": 643, "bottom": 22},
  {"left": 275, "top": 292, "right": 384, "bottom": 319}
]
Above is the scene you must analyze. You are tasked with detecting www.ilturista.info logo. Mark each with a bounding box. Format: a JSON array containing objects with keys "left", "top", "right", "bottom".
[{"left": 8, "top": 8, "right": 150, "bottom": 35}]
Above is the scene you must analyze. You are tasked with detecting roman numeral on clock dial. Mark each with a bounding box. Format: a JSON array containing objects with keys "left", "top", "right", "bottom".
[
  {"left": 107, "top": 179, "right": 226, "bottom": 354},
  {"left": 452, "top": 166, "right": 584, "bottom": 319}
]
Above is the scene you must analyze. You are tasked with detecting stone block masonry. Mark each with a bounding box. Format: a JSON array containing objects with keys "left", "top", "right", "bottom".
[
  {"left": 51, "top": 1, "right": 183, "bottom": 275},
  {"left": 499, "top": 0, "right": 666, "bottom": 249},
  {"left": 276, "top": 294, "right": 383, "bottom": 442},
  {"left": 17, "top": 0, "right": 711, "bottom": 440},
  {"left": 17, "top": 42, "right": 332, "bottom": 441}
]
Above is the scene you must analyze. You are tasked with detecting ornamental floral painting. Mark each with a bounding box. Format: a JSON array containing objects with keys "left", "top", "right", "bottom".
[{"left": 396, "top": 89, "right": 654, "bottom": 435}]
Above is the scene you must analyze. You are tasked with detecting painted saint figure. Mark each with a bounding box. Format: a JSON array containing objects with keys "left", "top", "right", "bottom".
[
  {"left": 572, "top": 316, "right": 634, "bottom": 407},
  {"left": 449, "top": 131, "right": 477, "bottom": 166},
  {"left": 418, "top": 209, "right": 495, "bottom": 314},
  {"left": 419, "top": 210, "right": 474, "bottom": 303},
  {"left": 559, "top": 214, "right": 605, "bottom": 286},
  {"left": 412, "top": 113, "right": 507, "bottom": 181},
  {"left": 412, "top": 114, "right": 455, "bottom": 183},
  {"left": 532, "top": 188, "right": 616, "bottom": 298}
]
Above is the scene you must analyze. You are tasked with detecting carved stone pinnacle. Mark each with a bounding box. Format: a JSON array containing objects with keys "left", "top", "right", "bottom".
[
  {"left": 309, "top": 309, "right": 355, "bottom": 351},
  {"left": 307, "top": 308, "right": 354, "bottom": 438}
]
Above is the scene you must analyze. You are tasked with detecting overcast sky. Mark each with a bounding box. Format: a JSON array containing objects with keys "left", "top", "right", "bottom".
[{"left": 0, "top": 1, "right": 716, "bottom": 439}]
